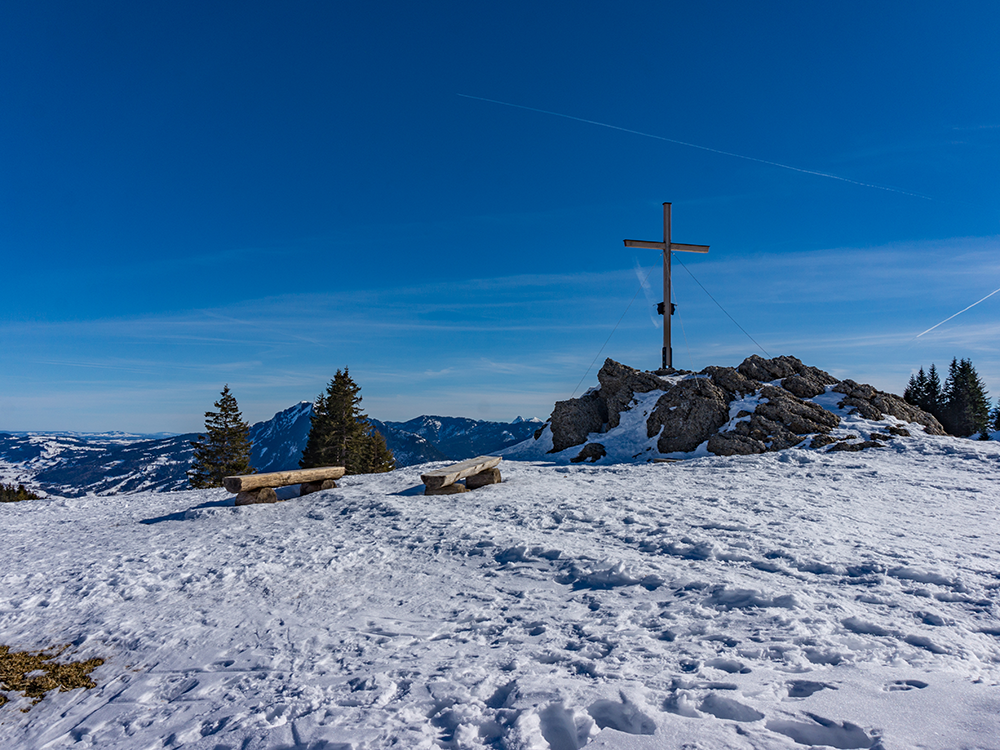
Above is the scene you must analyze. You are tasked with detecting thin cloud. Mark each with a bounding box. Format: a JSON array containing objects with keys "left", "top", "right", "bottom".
[{"left": 459, "top": 94, "right": 934, "bottom": 200}]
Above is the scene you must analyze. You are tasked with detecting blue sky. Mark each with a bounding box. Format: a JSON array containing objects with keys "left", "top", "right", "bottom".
[{"left": 2, "top": 1, "right": 999, "bottom": 433}]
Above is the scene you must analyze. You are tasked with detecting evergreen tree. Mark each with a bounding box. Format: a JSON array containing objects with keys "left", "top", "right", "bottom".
[
  {"left": 904, "top": 368, "right": 928, "bottom": 408},
  {"left": 942, "top": 358, "right": 990, "bottom": 438},
  {"left": 300, "top": 368, "right": 395, "bottom": 474},
  {"left": 926, "top": 364, "right": 943, "bottom": 417},
  {"left": 904, "top": 363, "right": 947, "bottom": 425},
  {"left": 188, "top": 385, "right": 255, "bottom": 488}
]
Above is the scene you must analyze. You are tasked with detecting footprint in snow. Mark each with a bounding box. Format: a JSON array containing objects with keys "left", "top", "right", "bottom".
[
  {"left": 885, "top": 679, "right": 928, "bottom": 691},
  {"left": 787, "top": 680, "right": 837, "bottom": 698},
  {"left": 766, "top": 713, "right": 873, "bottom": 749},
  {"left": 704, "top": 657, "right": 750, "bottom": 674}
]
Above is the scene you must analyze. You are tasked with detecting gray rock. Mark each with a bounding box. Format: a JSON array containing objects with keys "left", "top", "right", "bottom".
[
  {"left": 707, "top": 432, "right": 768, "bottom": 456},
  {"left": 828, "top": 440, "right": 883, "bottom": 452},
  {"left": 571, "top": 443, "right": 607, "bottom": 463},
  {"left": 597, "top": 359, "right": 670, "bottom": 429},
  {"left": 648, "top": 377, "right": 730, "bottom": 454},
  {"left": 754, "top": 386, "right": 840, "bottom": 436},
  {"left": 699, "top": 366, "right": 760, "bottom": 399},
  {"left": 832, "top": 380, "right": 946, "bottom": 436},
  {"left": 548, "top": 390, "right": 608, "bottom": 453},
  {"left": 809, "top": 434, "right": 839, "bottom": 449},
  {"left": 738, "top": 355, "right": 837, "bottom": 386},
  {"left": 781, "top": 374, "right": 828, "bottom": 399}
]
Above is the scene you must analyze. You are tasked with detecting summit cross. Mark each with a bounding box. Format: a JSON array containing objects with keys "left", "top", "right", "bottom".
[{"left": 624, "top": 202, "right": 709, "bottom": 369}]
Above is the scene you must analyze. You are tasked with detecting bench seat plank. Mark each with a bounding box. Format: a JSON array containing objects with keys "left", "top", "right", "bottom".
[
  {"left": 421, "top": 456, "right": 501, "bottom": 490},
  {"left": 223, "top": 466, "right": 346, "bottom": 493}
]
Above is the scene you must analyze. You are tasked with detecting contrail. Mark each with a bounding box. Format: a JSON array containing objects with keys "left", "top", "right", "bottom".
[
  {"left": 915, "top": 286, "right": 1000, "bottom": 338},
  {"left": 458, "top": 93, "right": 933, "bottom": 201}
]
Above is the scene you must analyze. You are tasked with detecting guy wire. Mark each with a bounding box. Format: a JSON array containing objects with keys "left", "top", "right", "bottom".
[
  {"left": 570, "top": 264, "right": 655, "bottom": 399},
  {"left": 672, "top": 253, "right": 771, "bottom": 358}
]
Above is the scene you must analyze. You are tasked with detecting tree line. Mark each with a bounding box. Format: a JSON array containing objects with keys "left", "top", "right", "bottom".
[
  {"left": 904, "top": 358, "right": 996, "bottom": 439},
  {"left": 187, "top": 369, "right": 394, "bottom": 488}
]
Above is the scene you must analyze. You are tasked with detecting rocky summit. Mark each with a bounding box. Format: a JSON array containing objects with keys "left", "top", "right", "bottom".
[{"left": 521, "top": 355, "right": 944, "bottom": 463}]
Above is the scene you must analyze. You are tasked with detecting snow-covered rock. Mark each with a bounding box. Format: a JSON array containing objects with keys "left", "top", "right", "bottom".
[{"left": 510, "top": 356, "right": 946, "bottom": 465}]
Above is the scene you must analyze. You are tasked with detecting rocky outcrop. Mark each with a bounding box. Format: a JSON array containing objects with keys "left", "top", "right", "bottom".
[
  {"left": 833, "top": 380, "right": 945, "bottom": 435},
  {"left": 647, "top": 378, "right": 730, "bottom": 454},
  {"left": 597, "top": 359, "right": 668, "bottom": 429},
  {"left": 539, "top": 355, "right": 946, "bottom": 460},
  {"left": 549, "top": 390, "right": 608, "bottom": 453}
]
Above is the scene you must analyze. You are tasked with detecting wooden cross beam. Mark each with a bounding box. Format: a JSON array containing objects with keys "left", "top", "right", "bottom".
[{"left": 624, "top": 202, "right": 709, "bottom": 370}]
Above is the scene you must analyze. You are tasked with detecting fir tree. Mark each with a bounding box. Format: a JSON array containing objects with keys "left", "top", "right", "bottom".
[
  {"left": 188, "top": 385, "right": 255, "bottom": 488},
  {"left": 942, "top": 358, "right": 990, "bottom": 438},
  {"left": 904, "top": 368, "right": 928, "bottom": 408},
  {"left": 300, "top": 368, "right": 395, "bottom": 474},
  {"left": 904, "top": 363, "right": 947, "bottom": 425},
  {"left": 926, "top": 364, "right": 943, "bottom": 417}
]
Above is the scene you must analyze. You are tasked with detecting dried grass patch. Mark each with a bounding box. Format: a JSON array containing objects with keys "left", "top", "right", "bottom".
[{"left": 0, "top": 644, "right": 104, "bottom": 711}]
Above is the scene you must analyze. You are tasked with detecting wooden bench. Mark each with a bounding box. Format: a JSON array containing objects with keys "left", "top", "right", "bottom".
[
  {"left": 420, "top": 456, "right": 502, "bottom": 495},
  {"left": 223, "top": 466, "right": 346, "bottom": 506}
]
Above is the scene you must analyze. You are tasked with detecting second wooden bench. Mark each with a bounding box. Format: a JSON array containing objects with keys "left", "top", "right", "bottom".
[{"left": 420, "top": 456, "right": 502, "bottom": 495}]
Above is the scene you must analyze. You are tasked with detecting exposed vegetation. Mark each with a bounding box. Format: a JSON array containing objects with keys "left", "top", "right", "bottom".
[
  {"left": 0, "top": 483, "right": 40, "bottom": 502},
  {"left": 0, "top": 644, "right": 104, "bottom": 710},
  {"left": 188, "top": 384, "right": 255, "bottom": 488},
  {"left": 301, "top": 368, "right": 395, "bottom": 475}
]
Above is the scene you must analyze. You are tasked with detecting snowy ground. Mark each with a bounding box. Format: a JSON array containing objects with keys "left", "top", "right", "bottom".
[{"left": 2, "top": 432, "right": 1000, "bottom": 748}]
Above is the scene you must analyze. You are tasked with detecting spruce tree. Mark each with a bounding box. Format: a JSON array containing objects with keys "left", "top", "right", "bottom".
[
  {"left": 904, "top": 363, "right": 947, "bottom": 425},
  {"left": 300, "top": 368, "right": 395, "bottom": 474},
  {"left": 926, "top": 364, "right": 943, "bottom": 417},
  {"left": 188, "top": 385, "right": 255, "bottom": 488},
  {"left": 942, "top": 358, "right": 990, "bottom": 438},
  {"left": 904, "top": 368, "right": 928, "bottom": 409}
]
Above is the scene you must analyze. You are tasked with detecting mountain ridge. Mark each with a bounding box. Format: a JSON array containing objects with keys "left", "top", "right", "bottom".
[{"left": 0, "top": 405, "right": 541, "bottom": 497}]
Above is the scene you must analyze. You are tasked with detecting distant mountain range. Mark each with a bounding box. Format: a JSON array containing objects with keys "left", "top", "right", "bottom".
[{"left": 0, "top": 403, "right": 542, "bottom": 497}]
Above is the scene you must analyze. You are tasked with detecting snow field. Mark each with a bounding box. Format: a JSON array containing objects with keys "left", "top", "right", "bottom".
[{"left": 1, "top": 431, "right": 1000, "bottom": 748}]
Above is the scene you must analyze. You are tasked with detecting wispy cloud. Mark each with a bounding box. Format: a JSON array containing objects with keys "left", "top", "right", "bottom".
[{"left": 459, "top": 94, "right": 935, "bottom": 200}]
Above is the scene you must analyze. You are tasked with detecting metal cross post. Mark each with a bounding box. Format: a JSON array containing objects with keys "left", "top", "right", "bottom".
[{"left": 624, "top": 203, "right": 709, "bottom": 370}]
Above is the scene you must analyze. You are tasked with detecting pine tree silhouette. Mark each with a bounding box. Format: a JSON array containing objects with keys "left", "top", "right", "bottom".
[
  {"left": 300, "top": 368, "right": 395, "bottom": 474},
  {"left": 942, "top": 358, "right": 990, "bottom": 438},
  {"left": 188, "top": 385, "right": 255, "bottom": 488}
]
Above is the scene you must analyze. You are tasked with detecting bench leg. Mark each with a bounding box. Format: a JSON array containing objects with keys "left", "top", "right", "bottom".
[
  {"left": 425, "top": 482, "right": 469, "bottom": 495},
  {"left": 235, "top": 487, "right": 279, "bottom": 506},
  {"left": 300, "top": 479, "right": 338, "bottom": 496},
  {"left": 466, "top": 467, "right": 502, "bottom": 489}
]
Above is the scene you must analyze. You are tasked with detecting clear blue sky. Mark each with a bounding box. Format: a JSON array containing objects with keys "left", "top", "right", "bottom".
[{"left": 2, "top": 1, "right": 998, "bottom": 433}]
